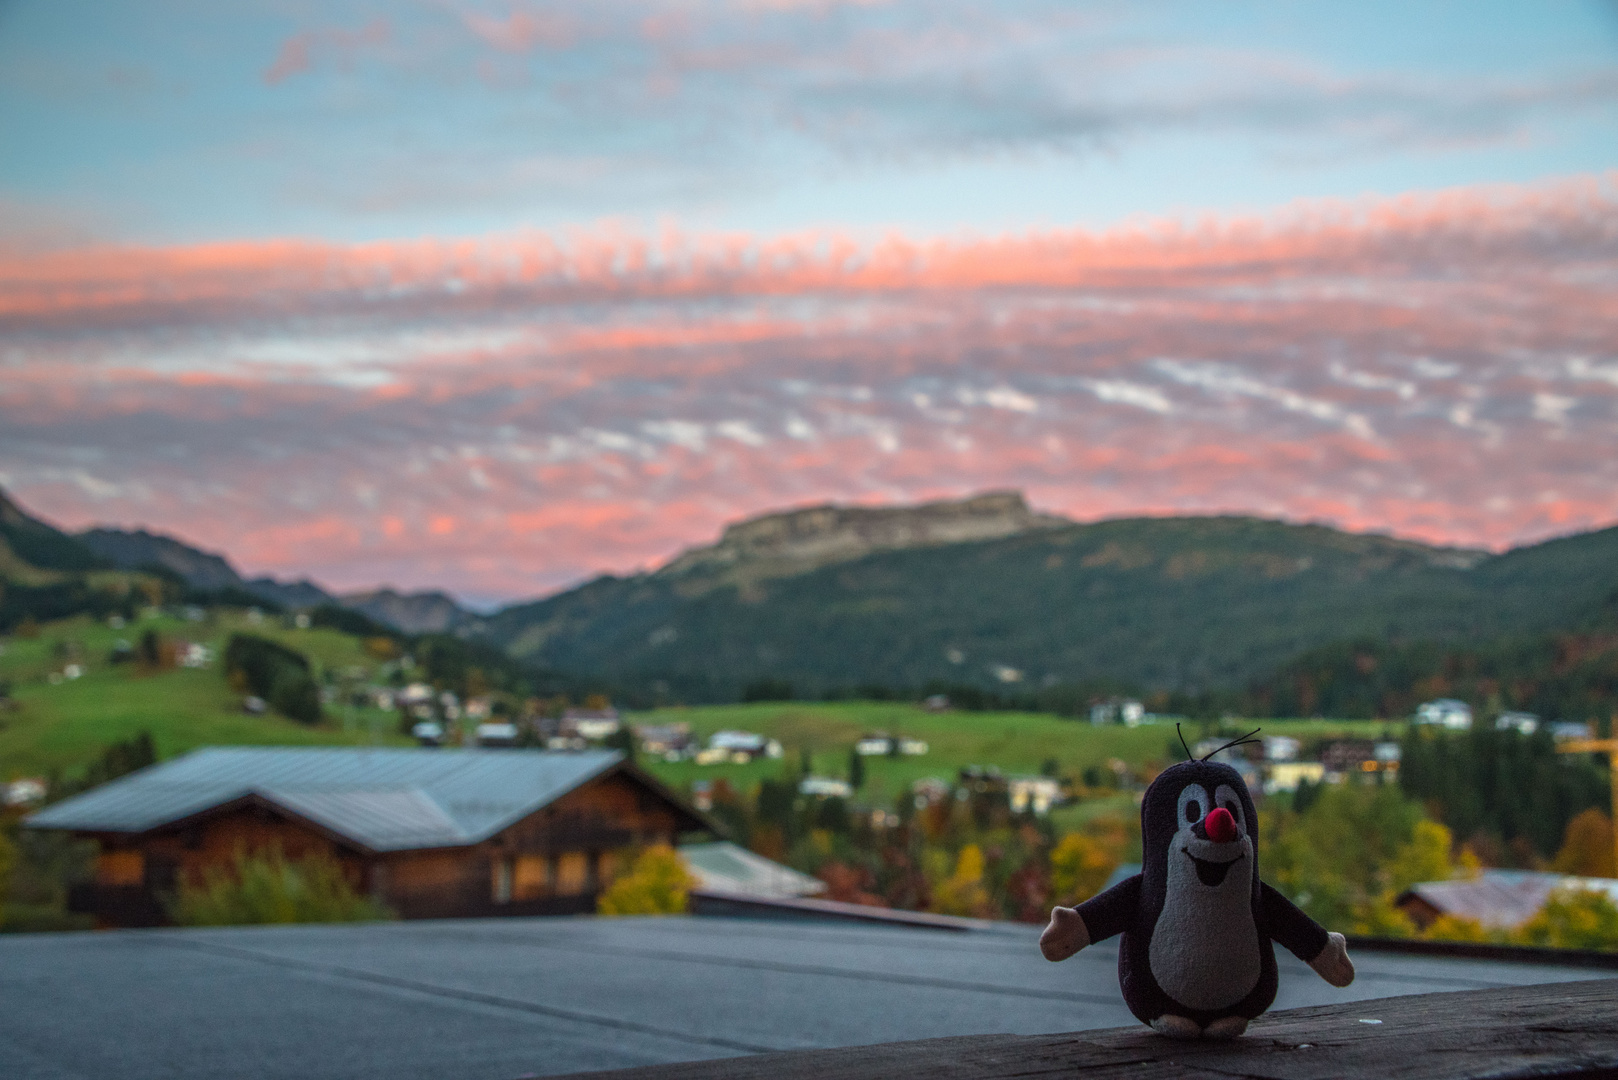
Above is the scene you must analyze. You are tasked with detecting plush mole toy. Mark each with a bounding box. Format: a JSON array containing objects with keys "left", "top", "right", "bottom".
[{"left": 1040, "top": 730, "right": 1356, "bottom": 1040}]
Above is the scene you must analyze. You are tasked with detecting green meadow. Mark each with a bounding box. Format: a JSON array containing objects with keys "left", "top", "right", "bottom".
[
  {"left": 0, "top": 612, "right": 409, "bottom": 779},
  {"left": 1, "top": 613, "right": 1394, "bottom": 799},
  {"left": 628, "top": 700, "right": 1393, "bottom": 804}
]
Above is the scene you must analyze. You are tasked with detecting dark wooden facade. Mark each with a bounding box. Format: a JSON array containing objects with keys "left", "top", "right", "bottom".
[{"left": 70, "top": 765, "right": 705, "bottom": 927}]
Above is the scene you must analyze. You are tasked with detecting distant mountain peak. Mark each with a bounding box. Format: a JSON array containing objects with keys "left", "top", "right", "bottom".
[
  {"left": 339, "top": 588, "right": 476, "bottom": 635},
  {"left": 658, "top": 490, "right": 1068, "bottom": 586},
  {"left": 0, "top": 485, "right": 106, "bottom": 574},
  {"left": 77, "top": 527, "right": 244, "bottom": 591}
]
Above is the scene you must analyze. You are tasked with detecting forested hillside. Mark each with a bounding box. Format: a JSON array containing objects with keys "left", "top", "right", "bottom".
[{"left": 479, "top": 513, "right": 1618, "bottom": 701}]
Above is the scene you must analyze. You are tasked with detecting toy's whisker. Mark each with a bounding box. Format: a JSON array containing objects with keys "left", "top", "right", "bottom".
[{"left": 1201, "top": 727, "right": 1262, "bottom": 761}]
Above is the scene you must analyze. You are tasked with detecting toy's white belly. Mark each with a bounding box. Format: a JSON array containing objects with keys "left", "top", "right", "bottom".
[{"left": 1148, "top": 890, "right": 1261, "bottom": 1011}]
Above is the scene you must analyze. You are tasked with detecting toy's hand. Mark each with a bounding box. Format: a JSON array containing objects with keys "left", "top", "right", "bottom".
[
  {"left": 1040, "top": 906, "right": 1090, "bottom": 961},
  {"left": 1309, "top": 931, "right": 1355, "bottom": 987}
]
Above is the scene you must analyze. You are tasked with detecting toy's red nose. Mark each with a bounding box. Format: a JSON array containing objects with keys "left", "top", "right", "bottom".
[{"left": 1205, "top": 806, "right": 1238, "bottom": 843}]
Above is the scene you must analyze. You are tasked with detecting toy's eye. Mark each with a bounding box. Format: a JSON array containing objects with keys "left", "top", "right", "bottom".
[
  {"left": 1213, "top": 784, "right": 1246, "bottom": 832},
  {"left": 1176, "top": 783, "right": 1211, "bottom": 829}
]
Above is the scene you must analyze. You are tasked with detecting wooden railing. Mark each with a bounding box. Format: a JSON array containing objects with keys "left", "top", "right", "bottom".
[{"left": 554, "top": 978, "right": 1618, "bottom": 1080}]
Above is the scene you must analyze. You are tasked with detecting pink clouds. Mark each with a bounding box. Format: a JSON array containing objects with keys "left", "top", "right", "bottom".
[
  {"left": 5, "top": 173, "right": 1614, "bottom": 332},
  {"left": 263, "top": 19, "right": 390, "bottom": 85},
  {"left": 2, "top": 175, "right": 1616, "bottom": 603},
  {"left": 463, "top": 6, "right": 578, "bottom": 53}
]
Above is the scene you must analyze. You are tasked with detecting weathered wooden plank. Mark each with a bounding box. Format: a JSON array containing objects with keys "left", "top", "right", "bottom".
[{"left": 553, "top": 978, "right": 1618, "bottom": 1080}]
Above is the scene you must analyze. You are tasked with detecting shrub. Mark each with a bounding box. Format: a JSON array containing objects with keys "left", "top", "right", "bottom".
[
  {"left": 1048, "top": 833, "right": 1119, "bottom": 907},
  {"left": 169, "top": 846, "right": 390, "bottom": 926},
  {"left": 1422, "top": 914, "right": 1490, "bottom": 943},
  {"left": 597, "top": 845, "right": 694, "bottom": 915},
  {"left": 1515, "top": 887, "right": 1618, "bottom": 952},
  {"left": 931, "top": 843, "right": 992, "bottom": 917},
  {"left": 1552, "top": 808, "right": 1616, "bottom": 879},
  {"left": 224, "top": 634, "right": 322, "bottom": 724}
]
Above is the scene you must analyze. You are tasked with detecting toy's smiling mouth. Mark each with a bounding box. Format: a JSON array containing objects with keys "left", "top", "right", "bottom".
[{"left": 1185, "top": 849, "right": 1244, "bottom": 886}]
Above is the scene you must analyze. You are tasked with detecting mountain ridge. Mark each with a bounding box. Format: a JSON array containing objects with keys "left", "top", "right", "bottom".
[
  {"left": 67, "top": 518, "right": 472, "bottom": 633},
  {"left": 477, "top": 510, "right": 1617, "bottom": 698},
  {"left": 655, "top": 490, "right": 1067, "bottom": 594}
]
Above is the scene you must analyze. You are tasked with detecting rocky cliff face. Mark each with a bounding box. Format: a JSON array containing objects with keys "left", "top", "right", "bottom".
[{"left": 657, "top": 491, "right": 1067, "bottom": 589}]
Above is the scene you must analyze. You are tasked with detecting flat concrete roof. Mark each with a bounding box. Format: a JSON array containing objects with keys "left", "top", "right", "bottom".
[{"left": 1, "top": 916, "right": 1610, "bottom": 1080}]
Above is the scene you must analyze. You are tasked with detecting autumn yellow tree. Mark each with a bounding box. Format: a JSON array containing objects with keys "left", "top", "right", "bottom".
[
  {"left": 1516, "top": 887, "right": 1618, "bottom": 951},
  {"left": 597, "top": 845, "right": 695, "bottom": 916},
  {"left": 1552, "top": 808, "right": 1615, "bottom": 879},
  {"left": 931, "top": 844, "right": 992, "bottom": 917},
  {"left": 1048, "top": 834, "right": 1119, "bottom": 907}
]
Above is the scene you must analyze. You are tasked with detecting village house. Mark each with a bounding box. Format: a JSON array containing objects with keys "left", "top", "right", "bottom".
[
  {"left": 634, "top": 722, "right": 695, "bottom": 761},
  {"left": 1396, "top": 870, "right": 1618, "bottom": 932},
  {"left": 561, "top": 705, "right": 622, "bottom": 741},
  {"left": 853, "top": 733, "right": 929, "bottom": 757},
  {"left": 1007, "top": 775, "right": 1063, "bottom": 815},
  {"left": 1416, "top": 698, "right": 1473, "bottom": 730},
  {"left": 695, "top": 730, "right": 782, "bottom": 764},
  {"left": 1494, "top": 711, "right": 1541, "bottom": 735},
  {"left": 1089, "top": 698, "right": 1146, "bottom": 726},
  {"left": 27, "top": 746, "right": 715, "bottom": 928},
  {"left": 1263, "top": 760, "right": 1326, "bottom": 795}
]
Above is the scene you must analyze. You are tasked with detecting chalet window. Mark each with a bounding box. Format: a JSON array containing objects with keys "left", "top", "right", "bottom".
[
  {"left": 98, "top": 849, "right": 144, "bottom": 887},
  {"left": 513, "top": 855, "right": 549, "bottom": 900},
  {"left": 491, "top": 858, "right": 513, "bottom": 904},
  {"left": 555, "top": 852, "right": 589, "bottom": 895}
]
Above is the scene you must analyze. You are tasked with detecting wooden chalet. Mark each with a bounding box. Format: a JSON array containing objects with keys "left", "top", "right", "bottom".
[{"left": 27, "top": 747, "right": 715, "bottom": 927}]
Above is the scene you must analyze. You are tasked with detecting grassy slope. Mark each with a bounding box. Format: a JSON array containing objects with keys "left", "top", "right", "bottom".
[
  {"left": 0, "top": 612, "right": 409, "bottom": 779},
  {"left": 1, "top": 614, "right": 1389, "bottom": 802},
  {"left": 629, "top": 700, "right": 1392, "bottom": 808}
]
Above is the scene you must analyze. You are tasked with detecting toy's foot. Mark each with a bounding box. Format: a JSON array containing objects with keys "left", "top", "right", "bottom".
[
  {"left": 1150, "top": 1015, "right": 1202, "bottom": 1040},
  {"left": 1202, "top": 1016, "right": 1249, "bottom": 1040}
]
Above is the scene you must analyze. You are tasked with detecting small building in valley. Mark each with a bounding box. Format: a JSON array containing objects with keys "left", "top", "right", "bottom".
[
  {"left": 1415, "top": 698, "right": 1473, "bottom": 730},
  {"left": 27, "top": 747, "right": 715, "bottom": 928},
  {"left": 679, "top": 840, "right": 826, "bottom": 901},
  {"left": 1396, "top": 870, "right": 1618, "bottom": 931}
]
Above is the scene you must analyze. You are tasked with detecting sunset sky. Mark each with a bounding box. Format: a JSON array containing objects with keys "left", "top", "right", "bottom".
[{"left": 2, "top": 1, "right": 1617, "bottom": 606}]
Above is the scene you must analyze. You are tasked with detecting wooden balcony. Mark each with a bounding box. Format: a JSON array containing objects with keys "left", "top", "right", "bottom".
[{"left": 554, "top": 977, "right": 1618, "bottom": 1080}]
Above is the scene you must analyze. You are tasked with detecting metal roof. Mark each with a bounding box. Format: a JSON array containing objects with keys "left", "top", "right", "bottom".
[
  {"left": 679, "top": 841, "right": 826, "bottom": 900},
  {"left": 26, "top": 747, "right": 628, "bottom": 852},
  {"left": 1400, "top": 869, "right": 1618, "bottom": 929}
]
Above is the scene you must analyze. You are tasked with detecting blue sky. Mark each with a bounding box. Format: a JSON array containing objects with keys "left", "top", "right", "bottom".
[{"left": 3, "top": 1, "right": 1616, "bottom": 244}]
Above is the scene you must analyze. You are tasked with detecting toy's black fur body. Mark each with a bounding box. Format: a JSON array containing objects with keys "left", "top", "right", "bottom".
[{"left": 1075, "top": 759, "right": 1328, "bottom": 1028}]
